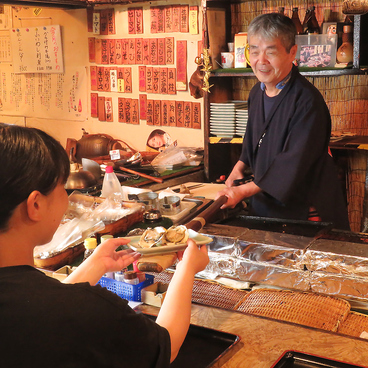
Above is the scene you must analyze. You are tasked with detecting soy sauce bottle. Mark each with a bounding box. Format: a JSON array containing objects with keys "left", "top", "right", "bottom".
[
  {"left": 292, "top": 7, "right": 303, "bottom": 35},
  {"left": 303, "top": 6, "right": 320, "bottom": 34}
]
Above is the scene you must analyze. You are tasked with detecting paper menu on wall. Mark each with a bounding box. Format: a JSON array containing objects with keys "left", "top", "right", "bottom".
[{"left": 10, "top": 25, "right": 64, "bottom": 73}]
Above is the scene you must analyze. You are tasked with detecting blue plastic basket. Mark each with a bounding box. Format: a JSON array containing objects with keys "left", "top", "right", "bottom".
[{"left": 98, "top": 274, "right": 154, "bottom": 301}]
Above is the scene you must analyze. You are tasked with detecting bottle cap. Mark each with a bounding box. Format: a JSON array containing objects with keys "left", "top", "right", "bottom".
[
  {"left": 105, "top": 165, "right": 114, "bottom": 174},
  {"left": 124, "top": 271, "right": 138, "bottom": 280},
  {"left": 101, "top": 234, "right": 113, "bottom": 243},
  {"left": 84, "top": 237, "right": 97, "bottom": 249},
  {"left": 343, "top": 25, "right": 353, "bottom": 33}
]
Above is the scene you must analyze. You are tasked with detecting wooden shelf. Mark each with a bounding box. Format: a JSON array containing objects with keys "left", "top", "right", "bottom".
[
  {"left": 211, "top": 66, "right": 367, "bottom": 78},
  {"left": 209, "top": 135, "right": 368, "bottom": 151},
  {"left": 209, "top": 137, "right": 243, "bottom": 144}
]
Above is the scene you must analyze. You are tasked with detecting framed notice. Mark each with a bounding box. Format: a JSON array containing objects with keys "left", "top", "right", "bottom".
[{"left": 10, "top": 25, "right": 64, "bottom": 73}]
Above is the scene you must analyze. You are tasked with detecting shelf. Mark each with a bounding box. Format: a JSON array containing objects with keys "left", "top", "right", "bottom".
[
  {"left": 209, "top": 137, "right": 243, "bottom": 144},
  {"left": 211, "top": 66, "right": 367, "bottom": 77},
  {"left": 209, "top": 135, "right": 368, "bottom": 150}
]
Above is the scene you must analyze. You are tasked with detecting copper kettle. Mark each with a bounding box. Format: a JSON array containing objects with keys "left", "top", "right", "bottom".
[
  {"left": 65, "top": 168, "right": 97, "bottom": 190},
  {"left": 64, "top": 147, "right": 98, "bottom": 190}
]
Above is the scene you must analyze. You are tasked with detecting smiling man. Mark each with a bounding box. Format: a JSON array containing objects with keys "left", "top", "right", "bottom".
[{"left": 216, "top": 13, "right": 350, "bottom": 230}]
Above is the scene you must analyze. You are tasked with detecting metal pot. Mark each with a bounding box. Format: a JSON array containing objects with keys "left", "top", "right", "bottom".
[
  {"left": 65, "top": 169, "right": 98, "bottom": 190},
  {"left": 159, "top": 196, "right": 181, "bottom": 215}
]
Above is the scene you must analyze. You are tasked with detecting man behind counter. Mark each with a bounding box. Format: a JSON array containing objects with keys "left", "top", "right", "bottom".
[
  {"left": 0, "top": 123, "right": 209, "bottom": 367},
  {"left": 216, "top": 13, "right": 350, "bottom": 230}
]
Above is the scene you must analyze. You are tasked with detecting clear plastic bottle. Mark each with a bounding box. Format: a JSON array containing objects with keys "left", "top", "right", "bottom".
[
  {"left": 83, "top": 237, "right": 97, "bottom": 261},
  {"left": 101, "top": 166, "right": 122, "bottom": 199}
]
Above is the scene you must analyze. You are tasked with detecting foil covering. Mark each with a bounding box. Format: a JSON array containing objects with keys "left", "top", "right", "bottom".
[{"left": 201, "top": 224, "right": 368, "bottom": 301}]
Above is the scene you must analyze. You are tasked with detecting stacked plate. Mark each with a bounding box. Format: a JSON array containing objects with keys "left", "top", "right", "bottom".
[
  {"left": 210, "top": 101, "right": 247, "bottom": 138},
  {"left": 236, "top": 109, "right": 248, "bottom": 137}
]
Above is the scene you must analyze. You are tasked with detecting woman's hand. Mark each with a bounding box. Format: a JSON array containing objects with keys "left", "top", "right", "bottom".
[
  {"left": 91, "top": 238, "right": 141, "bottom": 273},
  {"left": 176, "top": 239, "right": 209, "bottom": 275},
  {"left": 63, "top": 238, "right": 141, "bottom": 286}
]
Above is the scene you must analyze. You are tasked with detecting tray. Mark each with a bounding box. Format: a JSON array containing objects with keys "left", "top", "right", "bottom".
[
  {"left": 144, "top": 314, "right": 241, "bottom": 368},
  {"left": 271, "top": 351, "right": 366, "bottom": 368},
  {"left": 125, "top": 229, "right": 213, "bottom": 255}
]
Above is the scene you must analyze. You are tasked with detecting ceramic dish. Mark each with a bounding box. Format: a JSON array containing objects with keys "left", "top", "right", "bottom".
[
  {"left": 210, "top": 119, "right": 235, "bottom": 123},
  {"left": 211, "top": 126, "right": 236, "bottom": 131},
  {"left": 210, "top": 130, "right": 236, "bottom": 135},
  {"left": 210, "top": 123, "right": 236, "bottom": 128},
  {"left": 125, "top": 229, "right": 213, "bottom": 255}
]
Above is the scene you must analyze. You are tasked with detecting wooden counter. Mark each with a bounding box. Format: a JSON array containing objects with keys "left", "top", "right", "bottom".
[{"left": 136, "top": 303, "right": 368, "bottom": 367}]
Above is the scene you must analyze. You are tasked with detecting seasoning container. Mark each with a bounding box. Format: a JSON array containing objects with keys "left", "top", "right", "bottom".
[
  {"left": 101, "top": 165, "right": 122, "bottom": 199},
  {"left": 123, "top": 271, "right": 140, "bottom": 285},
  {"left": 114, "top": 270, "right": 125, "bottom": 282},
  {"left": 83, "top": 237, "right": 97, "bottom": 260}
]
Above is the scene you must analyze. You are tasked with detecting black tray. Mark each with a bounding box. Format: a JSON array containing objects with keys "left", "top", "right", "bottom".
[
  {"left": 144, "top": 314, "right": 240, "bottom": 368},
  {"left": 271, "top": 351, "right": 367, "bottom": 368}
]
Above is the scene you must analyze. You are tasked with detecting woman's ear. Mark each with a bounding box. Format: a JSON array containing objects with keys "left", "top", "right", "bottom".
[{"left": 26, "top": 191, "right": 45, "bottom": 222}]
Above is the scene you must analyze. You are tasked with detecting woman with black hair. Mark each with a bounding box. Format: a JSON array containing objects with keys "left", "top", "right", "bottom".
[{"left": 0, "top": 123, "right": 208, "bottom": 368}]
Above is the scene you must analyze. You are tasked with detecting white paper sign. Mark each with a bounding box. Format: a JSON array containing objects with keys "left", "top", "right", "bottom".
[{"left": 10, "top": 25, "right": 64, "bottom": 73}]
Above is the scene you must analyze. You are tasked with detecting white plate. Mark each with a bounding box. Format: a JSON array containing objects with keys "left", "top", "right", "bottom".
[
  {"left": 210, "top": 113, "right": 236, "bottom": 117},
  {"left": 125, "top": 229, "right": 213, "bottom": 255},
  {"left": 210, "top": 129, "right": 236, "bottom": 133},
  {"left": 210, "top": 102, "right": 247, "bottom": 107},
  {"left": 210, "top": 122, "right": 236, "bottom": 127},
  {"left": 211, "top": 133, "right": 235, "bottom": 138},
  {"left": 210, "top": 119, "right": 235, "bottom": 122},
  {"left": 210, "top": 118, "right": 235, "bottom": 123},
  {"left": 211, "top": 126, "right": 236, "bottom": 130}
]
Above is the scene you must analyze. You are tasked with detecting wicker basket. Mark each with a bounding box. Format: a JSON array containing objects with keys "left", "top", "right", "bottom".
[
  {"left": 192, "top": 279, "right": 248, "bottom": 310},
  {"left": 235, "top": 288, "right": 351, "bottom": 332},
  {"left": 337, "top": 311, "right": 368, "bottom": 338},
  {"left": 148, "top": 271, "right": 248, "bottom": 310}
]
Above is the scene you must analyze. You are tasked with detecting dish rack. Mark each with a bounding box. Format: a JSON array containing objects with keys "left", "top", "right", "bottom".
[{"left": 98, "top": 274, "right": 154, "bottom": 301}]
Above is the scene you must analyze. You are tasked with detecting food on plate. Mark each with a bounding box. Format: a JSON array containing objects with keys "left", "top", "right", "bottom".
[
  {"left": 139, "top": 226, "right": 166, "bottom": 248},
  {"left": 138, "top": 225, "right": 189, "bottom": 248},
  {"left": 165, "top": 225, "right": 189, "bottom": 244}
]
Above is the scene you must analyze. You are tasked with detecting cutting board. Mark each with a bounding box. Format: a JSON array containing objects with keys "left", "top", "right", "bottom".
[{"left": 172, "top": 182, "right": 226, "bottom": 200}]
